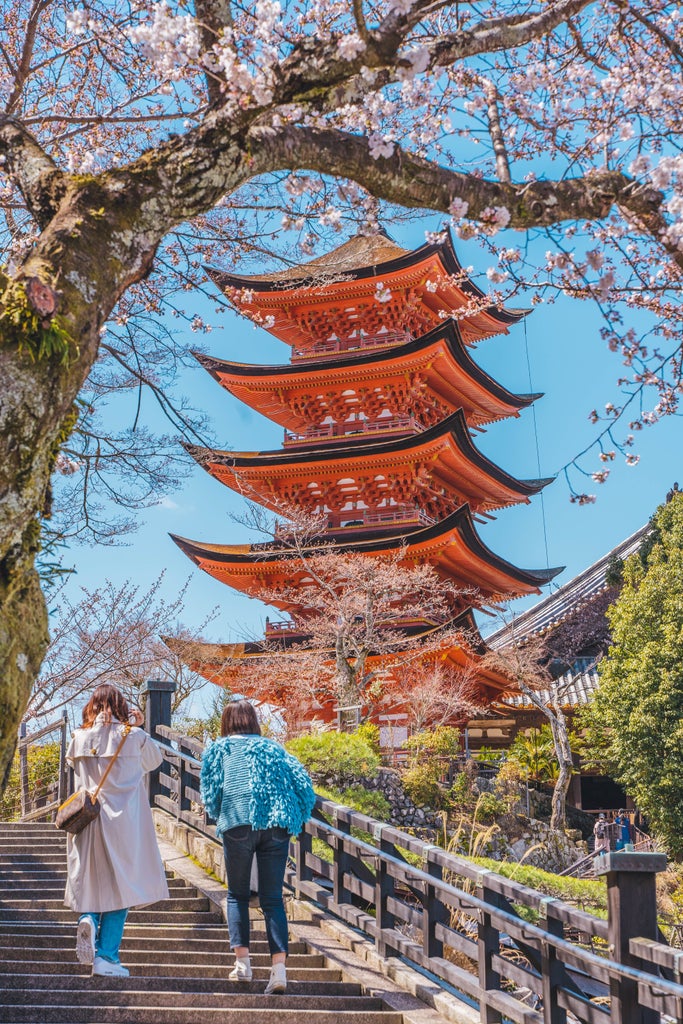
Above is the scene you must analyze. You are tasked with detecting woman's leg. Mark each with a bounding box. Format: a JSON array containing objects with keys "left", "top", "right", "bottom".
[
  {"left": 255, "top": 826, "right": 290, "bottom": 992},
  {"left": 96, "top": 908, "right": 129, "bottom": 963},
  {"left": 223, "top": 826, "right": 257, "bottom": 975}
]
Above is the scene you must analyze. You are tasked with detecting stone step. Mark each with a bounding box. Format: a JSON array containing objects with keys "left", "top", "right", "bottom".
[
  {"left": 0, "top": 883, "right": 197, "bottom": 900},
  {"left": 0, "top": 839, "right": 65, "bottom": 847},
  {"left": 0, "top": 910, "right": 223, "bottom": 925},
  {"left": 0, "top": 896, "right": 212, "bottom": 912},
  {"left": 0, "top": 856, "right": 70, "bottom": 865},
  {"left": 0, "top": 949, "right": 324, "bottom": 968},
  {"left": 0, "top": 1006, "right": 401, "bottom": 1024},
  {"left": 0, "top": 989, "right": 383, "bottom": 1011},
  {"left": 0, "top": 974, "right": 363, "bottom": 997},
  {"left": 0, "top": 934, "right": 308, "bottom": 954},
  {"left": 0, "top": 924, "right": 269, "bottom": 940},
  {"left": 0, "top": 960, "right": 336, "bottom": 981}
]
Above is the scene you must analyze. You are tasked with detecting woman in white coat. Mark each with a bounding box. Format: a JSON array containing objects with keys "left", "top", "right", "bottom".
[{"left": 64, "top": 684, "right": 169, "bottom": 977}]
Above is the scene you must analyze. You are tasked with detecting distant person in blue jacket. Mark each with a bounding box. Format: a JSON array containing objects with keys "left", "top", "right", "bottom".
[{"left": 200, "top": 700, "right": 315, "bottom": 995}]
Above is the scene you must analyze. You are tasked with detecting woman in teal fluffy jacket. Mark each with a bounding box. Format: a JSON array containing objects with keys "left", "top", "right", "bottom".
[{"left": 200, "top": 700, "right": 315, "bottom": 994}]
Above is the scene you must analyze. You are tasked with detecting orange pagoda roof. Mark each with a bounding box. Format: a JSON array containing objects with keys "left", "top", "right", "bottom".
[
  {"left": 164, "top": 609, "right": 514, "bottom": 703},
  {"left": 170, "top": 505, "right": 561, "bottom": 609},
  {"left": 186, "top": 411, "right": 552, "bottom": 519},
  {"left": 194, "top": 320, "right": 540, "bottom": 434},
  {"left": 205, "top": 230, "right": 527, "bottom": 351}
]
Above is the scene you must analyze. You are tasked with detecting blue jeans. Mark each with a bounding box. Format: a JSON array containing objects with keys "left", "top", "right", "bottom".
[
  {"left": 222, "top": 824, "right": 290, "bottom": 956},
  {"left": 79, "top": 909, "right": 128, "bottom": 963}
]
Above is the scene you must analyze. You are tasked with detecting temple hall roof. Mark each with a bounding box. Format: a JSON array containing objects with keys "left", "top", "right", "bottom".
[{"left": 485, "top": 522, "right": 650, "bottom": 648}]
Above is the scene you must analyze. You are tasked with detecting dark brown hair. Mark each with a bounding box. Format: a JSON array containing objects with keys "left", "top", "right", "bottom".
[
  {"left": 81, "top": 684, "right": 130, "bottom": 728},
  {"left": 221, "top": 699, "right": 261, "bottom": 737}
]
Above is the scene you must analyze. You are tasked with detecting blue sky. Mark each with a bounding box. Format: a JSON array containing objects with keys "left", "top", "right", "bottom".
[{"left": 57, "top": 218, "right": 682, "bottom": 658}]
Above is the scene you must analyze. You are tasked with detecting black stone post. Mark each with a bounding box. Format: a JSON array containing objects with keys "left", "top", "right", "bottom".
[
  {"left": 142, "top": 678, "right": 176, "bottom": 807},
  {"left": 596, "top": 850, "right": 667, "bottom": 1024}
]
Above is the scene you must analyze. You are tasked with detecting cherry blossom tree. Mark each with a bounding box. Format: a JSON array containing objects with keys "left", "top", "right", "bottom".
[
  {"left": 2, "top": 0, "right": 683, "bottom": 786},
  {"left": 485, "top": 630, "right": 575, "bottom": 830},
  {"left": 206, "top": 543, "right": 473, "bottom": 727},
  {"left": 27, "top": 574, "right": 216, "bottom": 723}
]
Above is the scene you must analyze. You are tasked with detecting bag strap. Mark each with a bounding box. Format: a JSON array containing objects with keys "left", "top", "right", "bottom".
[{"left": 92, "top": 723, "right": 131, "bottom": 800}]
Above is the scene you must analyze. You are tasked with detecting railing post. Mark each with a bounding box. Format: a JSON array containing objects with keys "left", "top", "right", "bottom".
[
  {"left": 374, "top": 824, "right": 397, "bottom": 959},
  {"left": 477, "top": 869, "right": 503, "bottom": 1024},
  {"left": 177, "top": 736, "right": 194, "bottom": 820},
  {"left": 332, "top": 805, "right": 352, "bottom": 908},
  {"left": 58, "top": 712, "right": 69, "bottom": 805},
  {"left": 596, "top": 850, "right": 667, "bottom": 1024},
  {"left": 141, "top": 678, "right": 176, "bottom": 806},
  {"left": 539, "top": 897, "right": 567, "bottom": 1024},
  {"left": 19, "top": 723, "right": 29, "bottom": 818},
  {"left": 423, "top": 844, "right": 445, "bottom": 961},
  {"left": 294, "top": 824, "right": 313, "bottom": 898}
]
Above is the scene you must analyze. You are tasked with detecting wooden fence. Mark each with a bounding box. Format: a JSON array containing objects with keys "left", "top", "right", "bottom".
[
  {"left": 140, "top": 678, "right": 683, "bottom": 1024},
  {"left": 15, "top": 713, "right": 69, "bottom": 822}
]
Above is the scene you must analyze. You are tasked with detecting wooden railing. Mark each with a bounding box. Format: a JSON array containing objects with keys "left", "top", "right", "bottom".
[
  {"left": 283, "top": 415, "right": 421, "bottom": 447},
  {"left": 17, "top": 713, "right": 69, "bottom": 822},
  {"left": 140, "top": 679, "right": 683, "bottom": 1024},
  {"left": 291, "top": 330, "right": 412, "bottom": 361}
]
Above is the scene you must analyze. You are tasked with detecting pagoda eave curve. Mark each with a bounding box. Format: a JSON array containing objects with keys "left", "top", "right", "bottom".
[
  {"left": 205, "top": 229, "right": 529, "bottom": 349},
  {"left": 185, "top": 409, "right": 553, "bottom": 515},
  {"left": 170, "top": 504, "right": 562, "bottom": 607},
  {"left": 205, "top": 229, "right": 526, "bottom": 324},
  {"left": 191, "top": 318, "right": 541, "bottom": 431}
]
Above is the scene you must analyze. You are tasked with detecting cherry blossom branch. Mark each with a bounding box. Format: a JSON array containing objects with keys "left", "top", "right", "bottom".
[
  {"left": 3, "top": 0, "right": 52, "bottom": 116},
  {"left": 483, "top": 79, "right": 511, "bottom": 184},
  {"left": 194, "top": 0, "right": 233, "bottom": 104},
  {"left": 247, "top": 121, "right": 668, "bottom": 245},
  {"left": 0, "top": 116, "right": 66, "bottom": 227},
  {"left": 620, "top": 2, "right": 683, "bottom": 70}
]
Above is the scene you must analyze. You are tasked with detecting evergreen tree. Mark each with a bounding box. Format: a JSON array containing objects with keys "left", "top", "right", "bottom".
[{"left": 580, "top": 493, "right": 683, "bottom": 857}]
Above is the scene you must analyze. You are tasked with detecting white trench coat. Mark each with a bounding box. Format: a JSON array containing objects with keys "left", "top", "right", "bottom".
[{"left": 64, "top": 717, "right": 169, "bottom": 913}]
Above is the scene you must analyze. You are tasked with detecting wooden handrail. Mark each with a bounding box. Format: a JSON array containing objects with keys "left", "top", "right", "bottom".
[{"left": 144, "top": 702, "right": 680, "bottom": 1023}]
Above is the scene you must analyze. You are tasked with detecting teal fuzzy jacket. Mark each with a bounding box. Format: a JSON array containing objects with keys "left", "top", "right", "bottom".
[{"left": 200, "top": 735, "right": 316, "bottom": 838}]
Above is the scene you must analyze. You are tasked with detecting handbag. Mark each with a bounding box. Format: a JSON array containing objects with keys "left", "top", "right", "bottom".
[{"left": 55, "top": 724, "right": 131, "bottom": 834}]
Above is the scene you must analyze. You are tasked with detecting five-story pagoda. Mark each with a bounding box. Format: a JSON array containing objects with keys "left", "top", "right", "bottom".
[{"left": 171, "top": 231, "right": 559, "bottom": 731}]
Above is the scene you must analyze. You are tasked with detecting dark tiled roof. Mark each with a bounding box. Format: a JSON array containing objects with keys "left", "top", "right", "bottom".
[{"left": 485, "top": 522, "right": 650, "bottom": 648}]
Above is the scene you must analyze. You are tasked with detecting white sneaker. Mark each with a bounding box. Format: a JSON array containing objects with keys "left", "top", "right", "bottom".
[
  {"left": 76, "top": 917, "right": 96, "bottom": 965},
  {"left": 264, "top": 962, "right": 287, "bottom": 995},
  {"left": 229, "top": 957, "right": 252, "bottom": 981},
  {"left": 92, "top": 957, "right": 129, "bottom": 977}
]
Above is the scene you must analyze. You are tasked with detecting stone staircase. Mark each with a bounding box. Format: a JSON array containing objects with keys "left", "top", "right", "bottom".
[{"left": 0, "top": 822, "right": 404, "bottom": 1024}]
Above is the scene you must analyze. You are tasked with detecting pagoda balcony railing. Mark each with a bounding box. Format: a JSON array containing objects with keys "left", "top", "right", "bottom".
[
  {"left": 271, "top": 507, "right": 436, "bottom": 545},
  {"left": 264, "top": 618, "right": 305, "bottom": 638},
  {"left": 283, "top": 414, "right": 421, "bottom": 447},
  {"left": 291, "top": 329, "right": 412, "bottom": 361},
  {"left": 327, "top": 507, "right": 436, "bottom": 531}
]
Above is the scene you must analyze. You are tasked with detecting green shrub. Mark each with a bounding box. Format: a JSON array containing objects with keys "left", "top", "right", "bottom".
[
  {"left": 402, "top": 762, "right": 445, "bottom": 809},
  {"left": 449, "top": 769, "right": 479, "bottom": 812},
  {"left": 406, "top": 725, "right": 461, "bottom": 758},
  {"left": 340, "top": 785, "right": 390, "bottom": 820},
  {"left": 475, "top": 791, "right": 506, "bottom": 822},
  {"left": 355, "top": 722, "right": 381, "bottom": 755},
  {"left": 287, "top": 731, "right": 380, "bottom": 780},
  {"left": 0, "top": 742, "right": 61, "bottom": 822}
]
